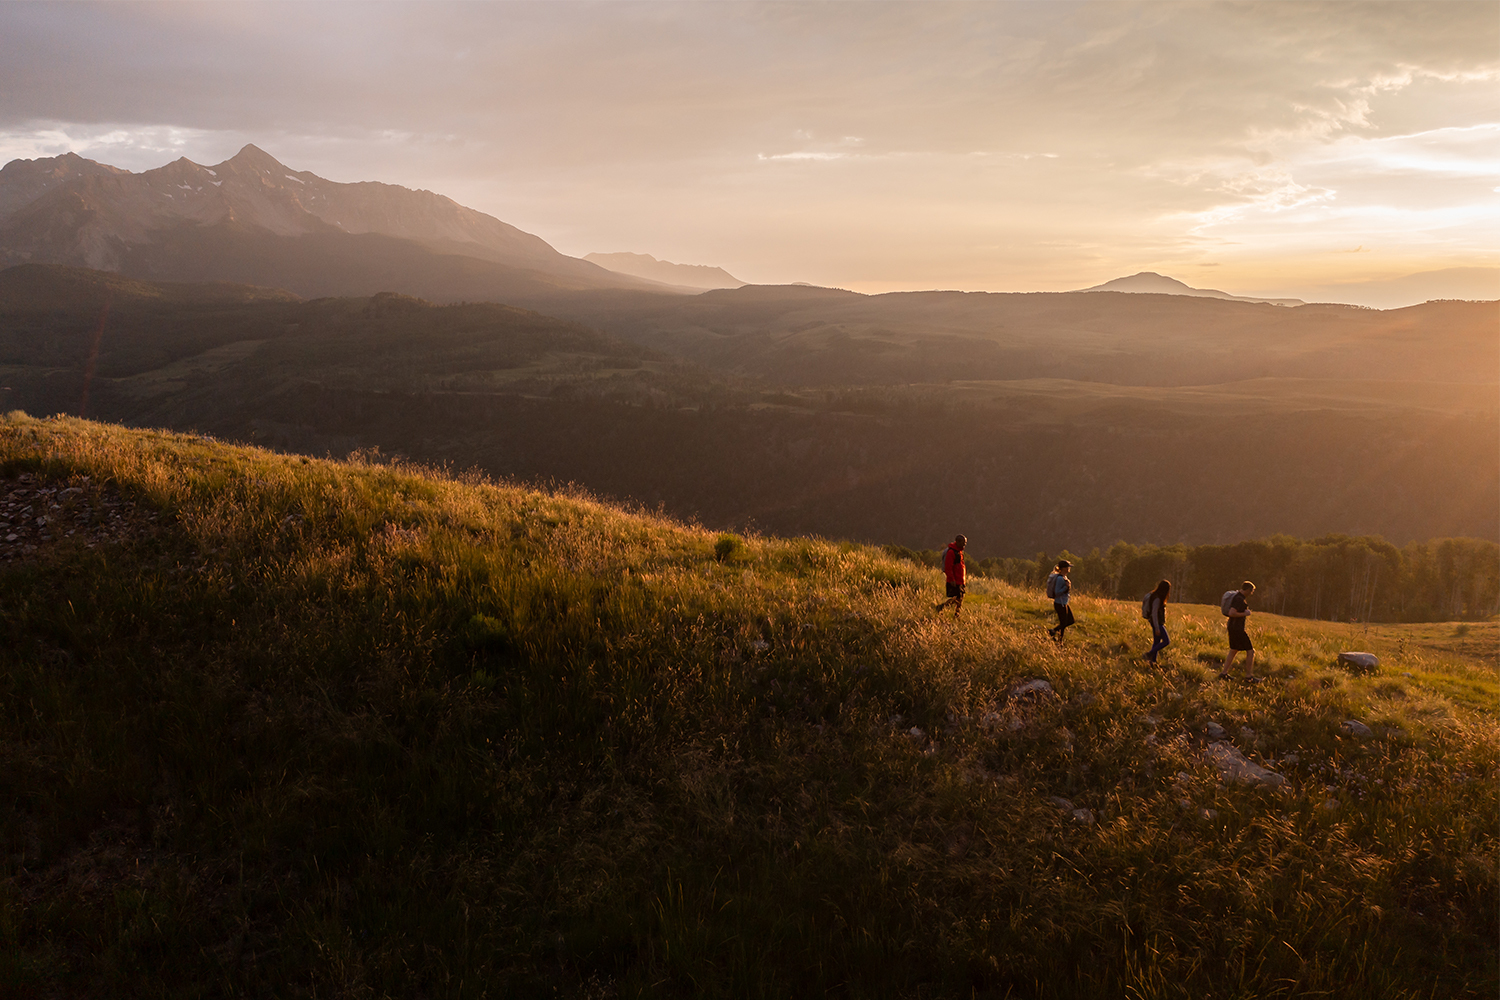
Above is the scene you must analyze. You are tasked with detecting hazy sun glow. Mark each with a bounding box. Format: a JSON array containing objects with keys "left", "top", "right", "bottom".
[{"left": 1, "top": 1, "right": 1495, "bottom": 306}]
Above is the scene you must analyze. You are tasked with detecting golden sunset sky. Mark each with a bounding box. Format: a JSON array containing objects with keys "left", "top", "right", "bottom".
[{"left": 1, "top": 1, "right": 1495, "bottom": 306}]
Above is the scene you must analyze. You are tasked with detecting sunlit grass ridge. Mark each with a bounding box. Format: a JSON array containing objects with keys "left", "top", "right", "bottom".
[{"left": 1, "top": 412, "right": 1494, "bottom": 998}]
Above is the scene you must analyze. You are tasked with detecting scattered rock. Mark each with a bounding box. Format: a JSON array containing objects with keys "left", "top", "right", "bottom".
[
  {"left": 1205, "top": 721, "right": 1227, "bottom": 741},
  {"left": 1339, "top": 720, "right": 1373, "bottom": 739},
  {"left": 1167, "top": 691, "right": 1183, "bottom": 702},
  {"left": 1280, "top": 753, "right": 1299, "bottom": 765},
  {"left": 1071, "top": 808, "right": 1095, "bottom": 825},
  {"left": 1337, "top": 652, "right": 1379, "bottom": 675},
  {"left": 1011, "top": 679, "right": 1055, "bottom": 699},
  {"left": 1204, "top": 742, "right": 1286, "bottom": 788},
  {"left": 1135, "top": 714, "right": 1161, "bottom": 730},
  {"left": 980, "top": 711, "right": 1002, "bottom": 729},
  {"left": 1238, "top": 726, "right": 1257, "bottom": 744},
  {"left": 1198, "top": 808, "right": 1218, "bottom": 821},
  {"left": 1321, "top": 799, "right": 1340, "bottom": 811},
  {"left": 907, "top": 727, "right": 926, "bottom": 740},
  {"left": 0, "top": 475, "right": 161, "bottom": 562},
  {"left": 1072, "top": 691, "right": 1097, "bottom": 709},
  {"left": 1048, "top": 796, "right": 1074, "bottom": 812}
]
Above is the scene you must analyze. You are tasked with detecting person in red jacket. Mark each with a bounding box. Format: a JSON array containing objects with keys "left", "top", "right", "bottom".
[{"left": 937, "top": 534, "right": 967, "bottom": 616}]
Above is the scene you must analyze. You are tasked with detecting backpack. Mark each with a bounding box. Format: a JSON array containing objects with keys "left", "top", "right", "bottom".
[
  {"left": 1220, "top": 590, "right": 1238, "bottom": 616},
  {"left": 1045, "top": 574, "right": 1059, "bottom": 600},
  {"left": 1141, "top": 593, "right": 1154, "bottom": 620}
]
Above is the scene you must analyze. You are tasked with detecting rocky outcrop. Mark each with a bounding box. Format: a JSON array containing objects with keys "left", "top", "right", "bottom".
[{"left": 1204, "top": 742, "right": 1286, "bottom": 788}]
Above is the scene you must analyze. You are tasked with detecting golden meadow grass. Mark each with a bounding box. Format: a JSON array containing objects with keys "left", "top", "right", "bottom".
[{"left": 1, "top": 412, "right": 1495, "bottom": 998}]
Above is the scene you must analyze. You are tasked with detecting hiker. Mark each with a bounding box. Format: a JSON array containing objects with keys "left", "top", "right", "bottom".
[
  {"left": 1045, "top": 559, "right": 1074, "bottom": 641},
  {"left": 937, "top": 534, "right": 967, "bottom": 616},
  {"left": 1221, "top": 581, "right": 1257, "bottom": 681},
  {"left": 1143, "top": 579, "right": 1171, "bottom": 664}
]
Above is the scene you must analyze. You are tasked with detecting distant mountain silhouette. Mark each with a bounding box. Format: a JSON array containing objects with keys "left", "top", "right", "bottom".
[
  {"left": 1078, "top": 271, "right": 1304, "bottom": 306},
  {"left": 0, "top": 145, "right": 679, "bottom": 302},
  {"left": 585, "top": 252, "right": 745, "bottom": 290}
]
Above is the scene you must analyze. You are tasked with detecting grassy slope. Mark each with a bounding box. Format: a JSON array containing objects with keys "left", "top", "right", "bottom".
[{"left": 0, "top": 413, "right": 1494, "bottom": 999}]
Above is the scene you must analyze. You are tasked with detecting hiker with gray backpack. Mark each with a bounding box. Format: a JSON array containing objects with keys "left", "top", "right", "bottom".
[
  {"left": 1045, "top": 560, "right": 1074, "bottom": 641},
  {"left": 1141, "top": 579, "right": 1171, "bottom": 664},
  {"left": 1220, "top": 581, "right": 1258, "bottom": 682}
]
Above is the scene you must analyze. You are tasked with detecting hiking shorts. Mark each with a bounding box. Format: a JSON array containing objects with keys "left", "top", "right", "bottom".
[
  {"left": 946, "top": 582, "right": 966, "bottom": 599},
  {"left": 1228, "top": 626, "right": 1253, "bottom": 652}
]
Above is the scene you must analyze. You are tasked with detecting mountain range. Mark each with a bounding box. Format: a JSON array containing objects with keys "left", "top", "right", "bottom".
[
  {"left": 0, "top": 144, "right": 687, "bottom": 301},
  {"left": 585, "top": 251, "right": 745, "bottom": 289}
]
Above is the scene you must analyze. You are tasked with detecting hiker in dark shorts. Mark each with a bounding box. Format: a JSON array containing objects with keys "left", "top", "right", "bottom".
[
  {"left": 1221, "top": 581, "right": 1257, "bottom": 681},
  {"left": 1144, "top": 579, "right": 1171, "bottom": 664},
  {"left": 937, "top": 534, "right": 967, "bottom": 616},
  {"left": 1045, "top": 559, "right": 1074, "bottom": 641}
]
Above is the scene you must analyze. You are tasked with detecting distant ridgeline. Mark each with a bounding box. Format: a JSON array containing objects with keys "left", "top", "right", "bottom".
[{"left": 887, "top": 535, "right": 1500, "bottom": 623}]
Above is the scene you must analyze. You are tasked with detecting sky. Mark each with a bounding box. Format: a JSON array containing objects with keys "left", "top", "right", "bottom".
[{"left": 0, "top": 1, "right": 1496, "bottom": 306}]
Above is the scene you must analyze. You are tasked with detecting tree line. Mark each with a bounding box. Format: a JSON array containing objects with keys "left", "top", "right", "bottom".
[{"left": 886, "top": 535, "right": 1500, "bottom": 623}]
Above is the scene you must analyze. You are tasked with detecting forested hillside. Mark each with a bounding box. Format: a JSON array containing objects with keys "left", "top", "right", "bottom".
[{"left": 3, "top": 265, "right": 1494, "bottom": 558}]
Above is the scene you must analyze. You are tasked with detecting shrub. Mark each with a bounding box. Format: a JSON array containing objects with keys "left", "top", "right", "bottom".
[{"left": 714, "top": 533, "right": 747, "bottom": 563}]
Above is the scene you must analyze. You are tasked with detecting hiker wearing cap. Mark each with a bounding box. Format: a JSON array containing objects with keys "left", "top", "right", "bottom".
[
  {"left": 1220, "top": 581, "right": 1257, "bottom": 681},
  {"left": 1143, "top": 579, "right": 1171, "bottom": 664},
  {"left": 1045, "top": 560, "right": 1074, "bottom": 641},
  {"left": 937, "top": 534, "right": 967, "bottom": 616}
]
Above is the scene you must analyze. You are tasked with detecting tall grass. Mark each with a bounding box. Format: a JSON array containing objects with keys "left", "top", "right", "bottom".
[{"left": 1, "top": 413, "right": 1495, "bottom": 998}]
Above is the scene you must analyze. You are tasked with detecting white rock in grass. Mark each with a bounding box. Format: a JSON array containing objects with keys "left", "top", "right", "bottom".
[
  {"left": 908, "top": 727, "right": 926, "bottom": 740},
  {"left": 1205, "top": 721, "right": 1227, "bottom": 740},
  {"left": 1337, "top": 652, "right": 1379, "bottom": 675},
  {"left": 1071, "top": 808, "right": 1095, "bottom": 825},
  {"left": 1011, "top": 678, "right": 1055, "bottom": 699},
  {"left": 1204, "top": 742, "right": 1286, "bottom": 788},
  {"left": 1339, "top": 720, "right": 1374, "bottom": 739},
  {"left": 1048, "top": 796, "right": 1074, "bottom": 812}
]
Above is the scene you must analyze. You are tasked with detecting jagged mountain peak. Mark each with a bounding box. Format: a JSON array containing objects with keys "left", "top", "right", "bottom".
[{"left": 222, "top": 143, "right": 288, "bottom": 173}]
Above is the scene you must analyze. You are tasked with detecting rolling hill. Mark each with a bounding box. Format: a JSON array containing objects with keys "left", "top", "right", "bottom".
[
  {"left": 1, "top": 414, "right": 1494, "bottom": 996},
  {"left": 538, "top": 283, "right": 1498, "bottom": 387},
  {"left": 1075, "top": 271, "right": 1305, "bottom": 306},
  {"left": 1, "top": 265, "right": 1494, "bottom": 555}
]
